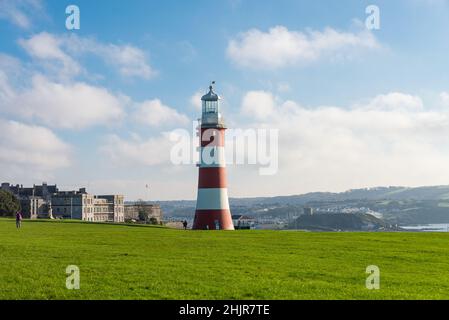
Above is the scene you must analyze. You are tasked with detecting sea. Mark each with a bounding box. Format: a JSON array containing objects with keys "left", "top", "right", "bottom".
[{"left": 400, "top": 224, "right": 449, "bottom": 232}]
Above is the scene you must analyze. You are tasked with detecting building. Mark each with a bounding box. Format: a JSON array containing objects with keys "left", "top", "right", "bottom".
[
  {"left": 96, "top": 195, "right": 125, "bottom": 222},
  {"left": 192, "top": 83, "right": 234, "bottom": 230},
  {"left": 304, "top": 207, "right": 314, "bottom": 215},
  {"left": 1, "top": 182, "right": 58, "bottom": 200},
  {"left": 0, "top": 182, "right": 57, "bottom": 219},
  {"left": 124, "top": 203, "right": 163, "bottom": 223},
  {"left": 1, "top": 182, "right": 125, "bottom": 222},
  {"left": 20, "top": 197, "right": 49, "bottom": 219},
  {"left": 232, "top": 215, "right": 255, "bottom": 230},
  {"left": 93, "top": 197, "right": 110, "bottom": 222},
  {"left": 52, "top": 189, "right": 124, "bottom": 222},
  {"left": 51, "top": 189, "right": 94, "bottom": 220}
]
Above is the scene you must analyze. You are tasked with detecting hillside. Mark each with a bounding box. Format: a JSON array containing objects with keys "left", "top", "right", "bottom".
[
  {"left": 159, "top": 185, "right": 449, "bottom": 225},
  {"left": 290, "top": 213, "right": 396, "bottom": 231},
  {"left": 1, "top": 218, "right": 449, "bottom": 299}
]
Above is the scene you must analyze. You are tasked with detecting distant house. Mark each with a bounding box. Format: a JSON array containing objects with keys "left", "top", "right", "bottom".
[
  {"left": 124, "top": 203, "right": 163, "bottom": 224},
  {"left": 232, "top": 215, "right": 255, "bottom": 230},
  {"left": 303, "top": 207, "right": 314, "bottom": 215}
]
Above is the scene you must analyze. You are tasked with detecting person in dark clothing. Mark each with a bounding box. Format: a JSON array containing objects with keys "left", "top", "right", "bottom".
[
  {"left": 183, "top": 220, "right": 188, "bottom": 230},
  {"left": 16, "top": 212, "right": 23, "bottom": 229}
]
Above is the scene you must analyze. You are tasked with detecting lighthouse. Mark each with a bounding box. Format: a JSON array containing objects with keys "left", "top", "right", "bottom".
[{"left": 192, "top": 83, "right": 234, "bottom": 230}]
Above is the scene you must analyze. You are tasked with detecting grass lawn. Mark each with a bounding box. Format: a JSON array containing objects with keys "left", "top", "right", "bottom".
[{"left": 1, "top": 218, "right": 449, "bottom": 299}]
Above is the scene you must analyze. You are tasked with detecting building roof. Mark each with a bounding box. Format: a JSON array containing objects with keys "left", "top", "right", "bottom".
[
  {"left": 1, "top": 183, "right": 58, "bottom": 197},
  {"left": 201, "top": 83, "right": 221, "bottom": 101},
  {"left": 232, "top": 215, "right": 254, "bottom": 220}
]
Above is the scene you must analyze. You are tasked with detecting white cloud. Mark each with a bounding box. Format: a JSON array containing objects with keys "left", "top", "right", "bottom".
[
  {"left": 100, "top": 133, "right": 173, "bottom": 166},
  {"left": 0, "top": 76, "right": 11, "bottom": 103},
  {"left": 105, "top": 44, "right": 155, "bottom": 79},
  {"left": 241, "top": 90, "right": 276, "bottom": 120},
  {"left": 19, "top": 32, "right": 156, "bottom": 79},
  {"left": 0, "top": 74, "right": 125, "bottom": 129},
  {"left": 133, "top": 99, "right": 189, "bottom": 127},
  {"left": 190, "top": 91, "right": 203, "bottom": 111},
  {"left": 18, "top": 32, "right": 82, "bottom": 78},
  {"left": 0, "top": 0, "right": 43, "bottom": 29},
  {"left": 87, "top": 174, "right": 197, "bottom": 201},
  {"left": 440, "top": 92, "right": 449, "bottom": 107},
  {"left": 230, "top": 90, "right": 449, "bottom": 196},
  {"left": 68, "top": 36, "right": 156, "bottom": 79},
  {"left": 227, "top": 25, "right": 380, "bottom": 69},
  {"left": 0, "top": 53, "right": 25, "bottom": 75},
  {"left": 0, "top": 119, "right": 71, "bottom": 173},
  {"left": 0, "top": 52, "right": 173, "bottom": 130},
  {"left": 362, "top": 92, "right": 423, "bottom": 111}
]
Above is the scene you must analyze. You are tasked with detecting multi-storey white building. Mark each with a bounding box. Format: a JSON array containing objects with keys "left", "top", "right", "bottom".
[{"left": 51, "top": 189, "right": 124, "bottom": 222}]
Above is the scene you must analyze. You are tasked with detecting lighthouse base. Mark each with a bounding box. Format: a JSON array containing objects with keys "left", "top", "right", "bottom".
[{"left": 192, "top": 210, "right": 234, "bottom": 230}]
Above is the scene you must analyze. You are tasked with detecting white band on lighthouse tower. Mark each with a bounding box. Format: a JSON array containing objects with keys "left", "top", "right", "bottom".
[
  {"left": 196, "top": 188, "right": 230, "bottom": 210},
  {"left": 200, "top": 146, "right": 226, "bottom": 168}
]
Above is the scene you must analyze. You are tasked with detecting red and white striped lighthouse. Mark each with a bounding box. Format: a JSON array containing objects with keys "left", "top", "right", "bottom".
[{"left": 192, "top": 83, "right": 234, "bottom": 230}]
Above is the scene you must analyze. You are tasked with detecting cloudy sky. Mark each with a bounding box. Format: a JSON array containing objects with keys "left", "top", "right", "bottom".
[{"left": 1, "top": 0, "right": 449, "bottom": 200}]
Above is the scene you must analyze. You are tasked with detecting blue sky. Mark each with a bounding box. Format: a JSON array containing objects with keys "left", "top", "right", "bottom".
[{"left": 1, "top": 0, "right": 449, "bottom": 200}]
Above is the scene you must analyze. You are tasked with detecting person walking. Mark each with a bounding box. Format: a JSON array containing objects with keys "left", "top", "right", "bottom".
[
  {"left": 16, "top": 211, "right": 23, "bottom": 229},
  {"left": 183, "top": 220, "right": 188, "bottom": 230}
]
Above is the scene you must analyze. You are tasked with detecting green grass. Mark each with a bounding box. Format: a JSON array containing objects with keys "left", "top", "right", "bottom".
[{"left": 1, "top": 218, "right": 449, "bottom": 300}]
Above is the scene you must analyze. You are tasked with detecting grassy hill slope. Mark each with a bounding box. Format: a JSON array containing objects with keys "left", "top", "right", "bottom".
[{"left": 1, "top": 219, "right": 449, "bottom": 299}]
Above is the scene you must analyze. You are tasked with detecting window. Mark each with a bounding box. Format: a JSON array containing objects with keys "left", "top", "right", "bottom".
[{"left": 203, "top": 101, "right": 218, "bottom": 113}]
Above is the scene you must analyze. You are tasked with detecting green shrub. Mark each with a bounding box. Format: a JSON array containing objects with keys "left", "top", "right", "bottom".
[{"left": 0, "top": 190, "right": 20, "bottom": 217}]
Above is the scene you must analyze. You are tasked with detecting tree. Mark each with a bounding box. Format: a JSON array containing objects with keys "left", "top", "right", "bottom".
[
  {"left": 135, "top": 200, "right": 159, "bottom": 225},
  {"left": 0, "top": 190, "right": 21, "bottom": 217},
  {"left": 136, "top": 199, "right": 147, "bottom": 222}
]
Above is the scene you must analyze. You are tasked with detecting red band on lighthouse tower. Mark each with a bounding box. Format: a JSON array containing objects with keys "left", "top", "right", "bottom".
[{"left": 193, "top": 84, "right": 234, "bottom": 230}]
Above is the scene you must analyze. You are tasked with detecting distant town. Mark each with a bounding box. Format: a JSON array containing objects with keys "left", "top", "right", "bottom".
[
  {"left": 162, "top": 185, "right": 449, "bottom": 232},
  {"left": 3, "top": 182, "right": 449, "bottom": 232}
]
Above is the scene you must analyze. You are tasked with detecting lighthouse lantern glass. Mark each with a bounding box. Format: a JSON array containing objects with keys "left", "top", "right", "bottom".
[{"left": 203, "top": 100, "right": 218, "bottom": 114}]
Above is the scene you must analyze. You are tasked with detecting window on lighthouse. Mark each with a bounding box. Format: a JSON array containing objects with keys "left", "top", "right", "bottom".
[{"left": 203, "top": 101, "right": 218, "bottom": 113}]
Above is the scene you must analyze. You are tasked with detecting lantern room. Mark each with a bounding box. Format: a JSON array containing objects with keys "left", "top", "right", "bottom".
[{"left": 200, "top": 82, "right": 225, "bottom": 128}]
